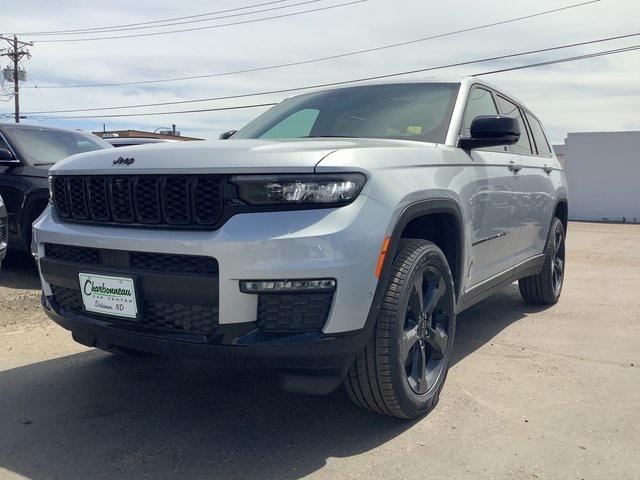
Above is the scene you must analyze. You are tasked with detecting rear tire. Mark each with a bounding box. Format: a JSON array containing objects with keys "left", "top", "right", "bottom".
[
  {"left": 519, "top": 217, "right": 566, "bottom": 305},
  {"left": 345, "top": 239, "right": 456, "bottom": 419}
]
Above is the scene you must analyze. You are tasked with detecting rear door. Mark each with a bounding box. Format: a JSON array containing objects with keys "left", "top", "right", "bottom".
[
  {"left": 461, "top": 87, "right": 522, "bottom": 287},
  {"left": 523, "top": 111, "right": 557, "bottom": 254},
  {"left": 494, "top": 95, "right": 555, "bottom": 258}
]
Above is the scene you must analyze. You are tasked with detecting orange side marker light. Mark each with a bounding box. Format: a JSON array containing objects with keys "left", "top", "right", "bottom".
[{"left": 375, "top": 236, "right": 391, "bottom": 278}]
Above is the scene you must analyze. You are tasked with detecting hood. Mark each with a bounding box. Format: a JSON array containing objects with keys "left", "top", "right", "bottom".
[
  {"left": 50, "top": 138, "right": 429, "bottom": 175},
  {"left": 10, "top": 163, "right": 51, "bottom": 179}
]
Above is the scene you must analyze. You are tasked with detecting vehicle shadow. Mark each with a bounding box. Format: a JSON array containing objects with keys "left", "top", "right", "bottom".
[
  {"left": 0, "top": 284, "right": 548, "bottom": 480},
  {"left": 452, "top": 283, "right": 549, "bottom": 366},
  {"left": 0, "top": 251, "right": 39, "bottom": 290}
]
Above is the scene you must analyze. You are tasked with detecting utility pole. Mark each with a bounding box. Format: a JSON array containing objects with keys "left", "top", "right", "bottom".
[{"left": 0, "top": 35, "right": 33, "bottom": 123}]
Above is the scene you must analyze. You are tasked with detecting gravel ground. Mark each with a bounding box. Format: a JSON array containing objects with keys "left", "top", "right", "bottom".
[{"left": 0, "top": 222, "right": 638, "bottom": 480}]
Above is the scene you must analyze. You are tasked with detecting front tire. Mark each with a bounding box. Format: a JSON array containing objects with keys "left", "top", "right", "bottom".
[
  {"left": 345, "top": 239, "right": 456, "bottom": 419},
  {"left": 519, "top": 217, "right": 566, "bottom": 305}
]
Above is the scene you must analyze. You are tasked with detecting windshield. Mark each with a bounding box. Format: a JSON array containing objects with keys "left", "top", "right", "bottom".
[
  {"left": 234, "top": 83, "right": 459, "bottom": 143},
  {"left": 2, "top": 126, "right": 110, "bottom": 165}
]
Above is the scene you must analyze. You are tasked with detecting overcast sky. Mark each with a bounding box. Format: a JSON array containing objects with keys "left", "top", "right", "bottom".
[{"left": 1, "top": 0, "right": 639, "bottom": 143}]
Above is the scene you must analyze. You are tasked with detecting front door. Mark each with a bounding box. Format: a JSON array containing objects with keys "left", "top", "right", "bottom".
[{"left": 461, "top": 87, "right": 522, "bottom": 287}]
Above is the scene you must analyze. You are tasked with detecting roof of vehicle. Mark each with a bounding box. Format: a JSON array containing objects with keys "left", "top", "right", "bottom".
[
  {"left": 105, "top": 137, "right": 180, "bottom": 146},
  {"left": 0, "top": 122, "right": 102, "bottom": 135}
]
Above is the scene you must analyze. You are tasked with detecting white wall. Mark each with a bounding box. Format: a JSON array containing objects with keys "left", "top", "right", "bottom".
[
  {"left": 565, "top": 131, "right": 640, "bottom": 223},
  {"left": 553, "top": 144, "right": 567, "bottom": 170}
]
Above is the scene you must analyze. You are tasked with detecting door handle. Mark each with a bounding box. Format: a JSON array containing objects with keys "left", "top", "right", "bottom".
[{"left": 508, "top": 162, "right": 522, "bottom": 173}]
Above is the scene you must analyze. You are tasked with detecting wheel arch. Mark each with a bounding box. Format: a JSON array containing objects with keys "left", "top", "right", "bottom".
[
  {"left": 554, "top": 196, "right": 568, "bottom": 233},
  {"left": 19, "top": 189, "right": 49, "bottom": 251},
  {"left": 385, "top": 198, "right": 466, "bottom": 304}
]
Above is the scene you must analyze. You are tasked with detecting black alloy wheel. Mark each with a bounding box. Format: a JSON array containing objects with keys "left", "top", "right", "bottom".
[
  {"left": 519, "top": 216, "right": 566, "bottom": 305},
  {"left": 345, "top": 239, "right": 457, "bottom": 419},
  {"left": 551, "top": 225, "right": 565, "bottom": 296},
  {"left": 402, "top": 267, "right": 451, "bottom": 395}
]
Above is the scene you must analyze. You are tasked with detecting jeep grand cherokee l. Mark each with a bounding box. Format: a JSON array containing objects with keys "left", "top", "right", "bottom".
[{"left": 33, "top": 77, "right": 567, "bottom": 419}]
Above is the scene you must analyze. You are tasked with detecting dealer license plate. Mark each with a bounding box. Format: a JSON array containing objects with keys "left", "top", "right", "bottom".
[{"left": 79, "top": 273, "right": 138, "bottom": 319}]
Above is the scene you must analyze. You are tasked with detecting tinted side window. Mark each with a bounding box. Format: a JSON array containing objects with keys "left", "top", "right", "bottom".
[
  {"left": 461, "top": 88, "right": 506, "bottom": 153},
  {"left": 495, "top": 96, "right": 533, "bottom": 155},
  {"left": 525, "top": 112, "right": 552, "bottom": 157},
  {"left": 461, "top": 88, "right": 498, "bottom": 137}
]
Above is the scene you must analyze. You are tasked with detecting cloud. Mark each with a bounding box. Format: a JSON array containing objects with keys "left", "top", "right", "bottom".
[{"left": 1, "top": 0, "right": 638, "bottom": 142}]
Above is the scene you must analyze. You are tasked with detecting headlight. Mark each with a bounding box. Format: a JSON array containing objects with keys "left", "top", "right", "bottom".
[{"left": 230, "top": 173, "right": 366, "bottom": 206}]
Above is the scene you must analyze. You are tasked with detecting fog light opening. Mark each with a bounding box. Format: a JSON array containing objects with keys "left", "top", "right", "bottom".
[{"left": 240, "top": 279, "right": 336, "bottom": 294}]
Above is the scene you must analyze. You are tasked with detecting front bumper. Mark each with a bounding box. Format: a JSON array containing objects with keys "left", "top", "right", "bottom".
[
  {"left": 42, "top": 293, "right": 368, "bottom": 364},
  {"left": 33, "top": 195, "right": 391, "bottom": 371}
]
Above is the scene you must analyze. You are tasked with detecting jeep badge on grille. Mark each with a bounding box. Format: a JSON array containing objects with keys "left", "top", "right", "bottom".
[{"left": 113, "top": 156, "right": 135, "bottom": 165}]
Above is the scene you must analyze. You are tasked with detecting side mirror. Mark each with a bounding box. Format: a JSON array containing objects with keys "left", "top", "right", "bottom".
[
  {"left": 0, "top": 148, "right": 15, "bottom": 161},
  {"left": 219, "top": 130, "right": 237, "bottom": 140},
  {"left": 458, "top": 116, "right": 520, "bottom": 150}
]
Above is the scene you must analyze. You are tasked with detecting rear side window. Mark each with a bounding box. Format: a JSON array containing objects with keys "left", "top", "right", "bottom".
[
  {"left": 525, "top": 113, "right": 552, "bottom": 157},
  {"left": 495, "top": 96, "right": 533, "bottom": 155}
]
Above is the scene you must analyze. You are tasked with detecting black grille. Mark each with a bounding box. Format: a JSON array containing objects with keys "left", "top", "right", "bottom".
[
  {"left": 129, "top": 251, "right": 218, "bottom": 275},
  {"left": 50, "top": 285, "right": 219, "bottom": 335},
  {"left": 44, "top": 243, "right": 218, "bottom": 275},
  {"left": 68, "top": 177, "right": 89, "bottom": 219},
  {"left": 45, "top": 243, "right": 101, "bottom": 265},
  {"left": 52, "top": 176, "right": 70, "bottom": 217},
  {"left": 257, "top": 292, "right": 333, "bottom": 333},
  {"left": 88, "top": 177, "right": 110, "bottom": 221},
  {"left": 51, "top": 175, "right": 224, "bottom": 229},
  {"left": 134, "top": 177, "right": 161, "bottom": 224}
]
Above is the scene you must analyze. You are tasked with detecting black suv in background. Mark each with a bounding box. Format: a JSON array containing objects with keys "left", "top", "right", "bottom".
[{"left": 0, "top": 123, "right": 112, "bottom": 254}]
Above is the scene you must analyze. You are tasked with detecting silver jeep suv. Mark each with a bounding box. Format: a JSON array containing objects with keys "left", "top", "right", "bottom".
[{"left": 34, "top": 77, "right": 567, "bottom": 419}]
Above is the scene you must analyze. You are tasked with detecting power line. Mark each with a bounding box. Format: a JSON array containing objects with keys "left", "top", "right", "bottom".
[
  {"left": 30, "top": 81, "right": 63, "bottom": 127},
  {"left": 26, "top": 0, "right": 326, "bottom": 36},
  {"left": 25, "top": 102, "right": 279, "bottom": 119},
  {"left": 26, "top": 0, "right": 603, "bottom": 89},
  {"left": 23, "top": 31, "right": 640, "bottom": 115},
  {"left": 13, "top": 0, "right": 301, "bottom": 35},
  {"left": 475, "top": 44, "right": 640, "bottom": 75},
  {"left": 31, "top": 0, "right": 368, "bottom": 43},
  {"left": 28, "top": 43, "right": 640, "bottom": 120}
]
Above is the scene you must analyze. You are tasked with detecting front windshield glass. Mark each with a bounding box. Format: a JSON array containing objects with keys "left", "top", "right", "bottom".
[
  {"left": 234, "top": 83, "right": 459, "bottom": 143},
  {"left": 3, "top": 126, "right": 109, "bottom": 165}
]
